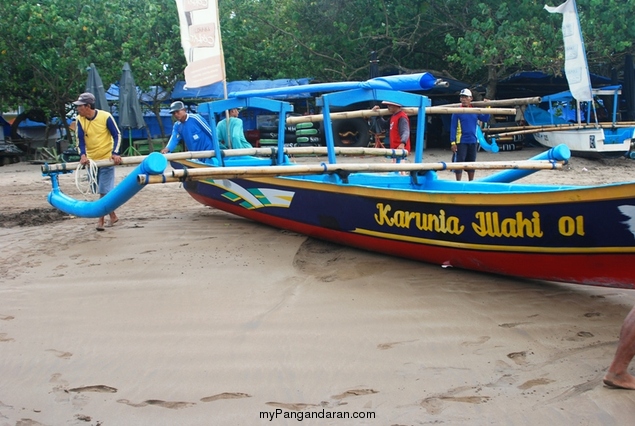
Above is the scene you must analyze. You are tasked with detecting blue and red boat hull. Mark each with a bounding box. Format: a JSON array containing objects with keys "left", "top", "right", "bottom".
[{"left": 180, "top": 170, "right": 635, "bottom": 289}]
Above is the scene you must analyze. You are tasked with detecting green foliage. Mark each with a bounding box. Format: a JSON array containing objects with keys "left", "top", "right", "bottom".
[
  {"left": 0, "top": 0, "right": 633, "bottom": 122},
  {"left": 0, "top": 0, "right": 184, "bottom": 125},
  {"left": 441, "top": 0, "right": 634, "bottom": 97}
]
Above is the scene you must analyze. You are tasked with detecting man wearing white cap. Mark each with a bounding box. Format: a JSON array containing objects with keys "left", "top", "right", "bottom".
[
  {"left": 371, "top": 101, "right": 411, "bottom": 152},
  {"left": 73, "top": 92, "right": 122, "bottom": 231},
  {"left": 450, "top": 88, "right": 490, "bottom": 181}
]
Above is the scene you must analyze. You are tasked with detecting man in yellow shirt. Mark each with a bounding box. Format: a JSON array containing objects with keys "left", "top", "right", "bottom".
[{"left": 74, "top": 92, "right": 122, "bottom": 231}]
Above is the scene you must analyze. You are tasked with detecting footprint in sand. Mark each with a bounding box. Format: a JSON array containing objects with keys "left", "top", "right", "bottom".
[
  {"left": 0, "top": 333, "right": 14, "bottom": 342},
  {"left": 0, "top": 314, "right": 15, "bottom": 321},
  {"left": 266, "top": 402, "right": 320, "bottom": 411},
  {"left": 46, "top": 349, "right": 72, "bottom": 359},
  {"left": 499, "top": 322, "right": 530, "bottom": 328},
  {"left": 518, "top": 378, "right": 554, "bottom": 390},
  {"left": 439, "top": 396, "right": 490, "bottom": 403},
  {"left": 461, "top": 336, "right": 490, "bottom": 346},
  {"left": 331, "top": 389, "right": 378, "bottom": 400},
  {"left": 584, "top": 312, "right": 602, "bottom": 318},
  {"left": 421, "top": 392, "right": 490, "bottom": 415},
  {"left": 200, "top": 392, "right": 251, "bottom": 402},
  {"left": 377, "top": 340, "right": 417, "bottom": 350},
  {"left": 15, "top": 419, "right": 47, "bottom": 426},
  {"left": 117, "top": 399, "right": 194, "bottom": 409},
  {"left": 507, "top": 351, "right": 530, "bottom": 365},
  {"left": 69, "top": 385, "right": 117, "bottom": 393}
]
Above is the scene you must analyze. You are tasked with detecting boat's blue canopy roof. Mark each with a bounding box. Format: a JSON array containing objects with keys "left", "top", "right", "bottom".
[
  {"left": 541, "top": 85, "right": 622, "bottom": 103},
  {"left": 171, "top": 78, "right": 314, "bottom": 100},
  {"left": 104, "top": 79, "right": 314, "bottom": 102}
]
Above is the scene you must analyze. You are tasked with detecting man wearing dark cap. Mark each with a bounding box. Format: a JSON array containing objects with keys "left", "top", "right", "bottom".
[
  {"left": 73, "top": 92, "right": 122, "bottom": 231},
  {"left": 161, "top": 101, "right": 216, "bottom": 154}
]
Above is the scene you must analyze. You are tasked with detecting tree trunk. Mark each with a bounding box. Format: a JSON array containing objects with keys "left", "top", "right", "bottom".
[{"left": 486, "top": 65, "right": 498, "bottom": 100}]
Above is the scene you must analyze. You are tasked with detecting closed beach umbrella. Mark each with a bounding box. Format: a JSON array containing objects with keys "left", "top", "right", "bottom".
[
  {"left": 118, "top": 62, "right": 145, "bottom": 130},
  {"left": 118, "top": 62, "right": 146, "bottom": 155},
  {"left": 369, "top": 50, "right": 380, "bottom": 80},
  {"left": 85, "top": 63, "right": 109, "bottom": 111}
]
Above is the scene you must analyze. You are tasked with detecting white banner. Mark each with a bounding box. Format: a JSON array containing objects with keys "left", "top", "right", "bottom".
[
  {"left": 175, "top": 0, "right": 224, "bottom": 88},
  {"left": 544, "top": 0, "right": 592, "bottom": 101}
]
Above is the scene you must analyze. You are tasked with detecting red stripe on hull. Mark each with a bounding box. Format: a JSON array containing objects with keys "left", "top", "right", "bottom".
[{"left": 189, "top": 192, "right": 635, "bottom": 289}]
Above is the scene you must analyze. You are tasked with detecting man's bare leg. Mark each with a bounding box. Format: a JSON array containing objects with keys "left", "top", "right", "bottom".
[
  {"left": 604, "top": 305, "right": 635, "bottom": 390},
  {"left": 109, "top": 211, "right": 119, "bottom": 226}
]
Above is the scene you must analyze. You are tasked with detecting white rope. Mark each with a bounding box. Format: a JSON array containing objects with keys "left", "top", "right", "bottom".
[{"left": 75, "top": 159, "right": 98, "bottom": 197}]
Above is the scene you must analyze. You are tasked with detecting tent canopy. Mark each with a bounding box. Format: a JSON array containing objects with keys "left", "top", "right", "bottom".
[
  {"left": 106, "top": 84, "right": 169, "bottom": 103},
  {"left": 494, "top": 70, "right": 612, "bottom": 98}
]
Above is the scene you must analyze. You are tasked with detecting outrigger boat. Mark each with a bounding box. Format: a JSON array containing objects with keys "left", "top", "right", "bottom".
[
  {"left": 523, "top": 85, "right": 635, "bottom": 158},
  {"left": 42, "top": 73, "right": 635, "bottom": 289},
  {"left": 514, "top": 0, "right": 635, "bottom": 158}
]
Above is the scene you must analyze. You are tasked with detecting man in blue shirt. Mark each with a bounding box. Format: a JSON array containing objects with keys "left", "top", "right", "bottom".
[
  {"left": 216, "top": 108, "right": 253, "bottom": 149},
  {"left": 450, "top": 89, "right": 490, "bottom": 181},
  {"left": 161, "top": 101, "right": 219, "bottom": 154}
]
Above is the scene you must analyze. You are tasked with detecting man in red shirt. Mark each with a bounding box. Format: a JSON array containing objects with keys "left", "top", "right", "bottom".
[{"left": 372, "top": 101, "right": 411, "bottom": 151}]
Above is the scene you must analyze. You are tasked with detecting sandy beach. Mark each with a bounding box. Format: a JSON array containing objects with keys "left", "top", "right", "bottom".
[{"left": 1, "top": 146, "right": 635, "bottom": 425}]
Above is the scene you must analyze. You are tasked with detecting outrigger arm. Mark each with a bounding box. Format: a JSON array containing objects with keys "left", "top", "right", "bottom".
[{"left": 43, "top": 152, "right": 167, "bottom": 218}]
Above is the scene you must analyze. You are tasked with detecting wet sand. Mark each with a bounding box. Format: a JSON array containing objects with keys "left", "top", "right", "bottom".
[{"left": 1, "top": 147, "right": 635, "bottom": 425}]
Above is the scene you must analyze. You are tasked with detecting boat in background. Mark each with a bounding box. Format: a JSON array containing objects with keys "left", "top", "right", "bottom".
[
  {"left": 530, "top": 1, "right": 635, "bottom": 158},
  {"left": 524, "top": 85, "right": 635, "bottom": 158}
]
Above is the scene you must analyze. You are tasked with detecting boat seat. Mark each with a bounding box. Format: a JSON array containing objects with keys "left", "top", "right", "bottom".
[{"left": 604, "top": 128, "right": 634, "bottom": 145}]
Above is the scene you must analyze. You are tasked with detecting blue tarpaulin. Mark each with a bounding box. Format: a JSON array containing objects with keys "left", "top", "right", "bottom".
[
  {"left": 170, "top": 78, "right": 313, "bottom": 100},
  {"left": 106, "top": 84, "right": 169, "bottom": 103}
]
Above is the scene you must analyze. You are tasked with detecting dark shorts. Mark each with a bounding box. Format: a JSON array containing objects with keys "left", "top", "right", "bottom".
[{"left": 454, "top": 143, "right": 477, "bottom": 163}]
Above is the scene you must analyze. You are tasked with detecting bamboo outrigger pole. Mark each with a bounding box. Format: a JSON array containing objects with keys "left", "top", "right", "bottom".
[
  {"left": 40, "top": 147, "right": 410, "bottom": 173},
  {"left": 485, "top": 122, "right": 635, "bottom": 134},
  {"left": 138, "top": 160, "right": 565, "bottom": 185},
  {"left": 286, "top": 107, "right": 517, "bottom": 125},
  {"left": 440, "top": 97, "right": 542, "bottom": 108},
  {"left": 493, "top": 123, "right": 635, "bottom": 138}
]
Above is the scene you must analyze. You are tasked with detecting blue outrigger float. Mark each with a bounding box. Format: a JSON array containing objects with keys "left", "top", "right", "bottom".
[{"left": 42, "top": 73, "right": 635, "bottom": 289}]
